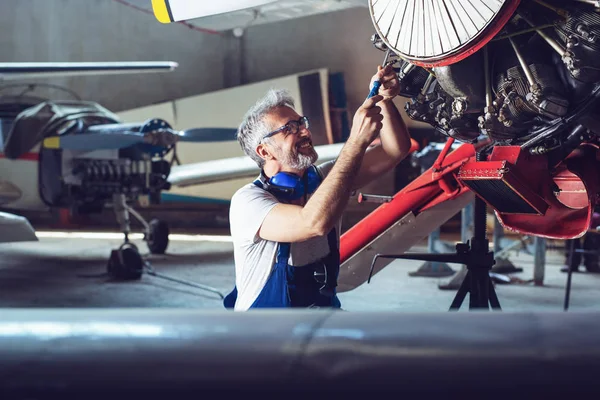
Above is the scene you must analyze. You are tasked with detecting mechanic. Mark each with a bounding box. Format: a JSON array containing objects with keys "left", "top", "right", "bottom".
[{"left": 224, "top": 65, "right": 411, "bottom": 310}]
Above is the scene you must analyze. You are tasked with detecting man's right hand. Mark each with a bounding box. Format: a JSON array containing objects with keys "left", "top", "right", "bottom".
[{"left": 348, "top": 94, "right": 384, "bottom": 149}]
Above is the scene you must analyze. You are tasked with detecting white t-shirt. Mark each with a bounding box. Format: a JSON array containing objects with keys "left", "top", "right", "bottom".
[{"left": 229, "top": 161, "right": 338, "bottom": 311}]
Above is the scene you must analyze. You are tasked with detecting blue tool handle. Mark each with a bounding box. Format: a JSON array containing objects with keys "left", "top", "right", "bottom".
[{"left": 368, "top": 80, "right": 382, "bottom": 98}]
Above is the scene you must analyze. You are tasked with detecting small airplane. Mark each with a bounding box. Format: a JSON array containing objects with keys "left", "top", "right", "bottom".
[{"left": 0, "top": 60, "right": 182, "bottom": 247}]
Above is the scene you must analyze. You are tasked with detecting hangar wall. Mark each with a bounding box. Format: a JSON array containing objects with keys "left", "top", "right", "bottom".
[
  {"left": 241, "top": 7, "right": 386, "bottom": 120},
  {"left": 0, "top": 0, "right": 230, "bottom": 112}
]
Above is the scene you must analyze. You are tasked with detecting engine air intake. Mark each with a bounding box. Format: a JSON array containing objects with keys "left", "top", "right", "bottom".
[
  {"left": 458, "top": 161, "right": 549, "bottom": 215},
  {"left": 368, "top": 0, "right": 521, "bottom": 67}
]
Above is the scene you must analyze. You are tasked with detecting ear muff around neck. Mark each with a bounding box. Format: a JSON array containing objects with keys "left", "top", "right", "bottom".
[{"left": 259, "top": 166, "right": 321, "bottom": 201}]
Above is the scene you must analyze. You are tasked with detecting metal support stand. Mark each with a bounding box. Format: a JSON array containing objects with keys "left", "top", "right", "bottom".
[
  {"left": 370, "top": 160, "right": 501, "bottom": 311},
  {"left": 564, "top": 239, "right": 576, "bottom": 311},
  {"left": 438, "top": 201, "right": 473, "bottom": 290}
]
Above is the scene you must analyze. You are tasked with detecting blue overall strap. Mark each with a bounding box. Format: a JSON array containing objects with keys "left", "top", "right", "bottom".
[
  {"left": 224, "top": 242, "right": 292, "bottom": 309},
  {"left": 249, "top": 242, "right": 292, "bottom": 308},
  {"left": 223, "top": 287, "right": 237, "bottom": 309}
]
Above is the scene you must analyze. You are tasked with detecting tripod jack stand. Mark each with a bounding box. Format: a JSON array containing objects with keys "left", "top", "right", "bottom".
[{"left": 369, "top": 194, "right": 501, "bottom": 311}]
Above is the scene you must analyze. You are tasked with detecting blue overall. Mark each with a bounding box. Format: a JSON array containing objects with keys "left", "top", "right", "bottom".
[{"left": 223, "top": 180, "right": 342, "bottom": 309}]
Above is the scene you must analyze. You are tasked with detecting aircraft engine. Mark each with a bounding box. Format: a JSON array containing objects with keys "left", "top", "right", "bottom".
[
  {"left": 70, "top": 158, "right": 171, "bottom": 201},
  {"left": 36, "top": 115, "right": 175, "bottom": 215},
  {"left": 371, "top": 0, "right": 600, "bottom": 147},
  {"left": 369, "top": 0, "right": 600, "bottom": 240},
  {"left": 37, "top": 147, "right": 172, "bottom": 215}
]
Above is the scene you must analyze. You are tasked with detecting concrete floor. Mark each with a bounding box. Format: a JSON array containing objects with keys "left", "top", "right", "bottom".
[{"left": 0, "top": 232, "right": 599, "bottom": 312}]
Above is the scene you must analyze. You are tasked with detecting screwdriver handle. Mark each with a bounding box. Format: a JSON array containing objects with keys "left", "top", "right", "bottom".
[{"left": 368, "top": 81, "right": 382, "bottom": 99}]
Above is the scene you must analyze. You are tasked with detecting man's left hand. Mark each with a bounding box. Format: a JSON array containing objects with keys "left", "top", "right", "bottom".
[{"left": 369, "top": 64, "right": 400, "bottom": 100}]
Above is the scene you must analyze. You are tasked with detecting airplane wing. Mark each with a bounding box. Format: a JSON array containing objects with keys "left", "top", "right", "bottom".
[
  {"left": 168, "top": 138, "right": 421, "bottom": 187},
  {"left": 150, "top": 0, "right": 367, "bottom": 31},
  {"left": 152, "top": 0, "right": 277, "bottom": 23},
  {"left": 0, "top": 212, "right": 38, "bottom": 243},
  {"left": 0, "top": 62, "right": 178, "bottom": 81},
  {"left": 168, "top": 143, "right": 345, "bottom": 187}
]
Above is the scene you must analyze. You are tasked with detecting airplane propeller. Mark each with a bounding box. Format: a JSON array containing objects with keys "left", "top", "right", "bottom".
[
  {"left": 42, "top": 127, "right": 239, "bottom": 151},
  {"left": 177, "top": 127, "right": 238, "bottom": 142}
]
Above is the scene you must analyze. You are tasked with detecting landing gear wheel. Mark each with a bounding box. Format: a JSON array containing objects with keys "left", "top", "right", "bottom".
[
  {"left": 107, "top": 243, "right": 144, "bottom": 280},
  {"left": 146, "top": 219, "right": 169, "bottom": 254}
]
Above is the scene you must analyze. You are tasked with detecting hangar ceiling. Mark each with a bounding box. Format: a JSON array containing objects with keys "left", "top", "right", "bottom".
[{"left": 124, "top": 0, "right": 367, "bottom": 32}]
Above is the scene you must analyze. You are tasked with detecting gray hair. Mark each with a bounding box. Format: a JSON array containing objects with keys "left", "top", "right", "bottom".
[{"left": 237, "top": 88, "right": 296, "bottom": 168}]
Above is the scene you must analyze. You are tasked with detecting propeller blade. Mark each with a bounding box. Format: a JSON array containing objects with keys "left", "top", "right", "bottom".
[
  {"left": 0, "top": 61, "right": 178, "bottom": 81},
  {"left": 151, "top": 0, "right": 277, "bottom": 23},
  {"left": 177, "top": 128, "right": 238, "bottom": 142},
  {"left": 43, "top": 133, "right": 145, "bottom": 151}
]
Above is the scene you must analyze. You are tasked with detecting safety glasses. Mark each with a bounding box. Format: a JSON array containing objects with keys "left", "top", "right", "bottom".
[{"left": 262, "top": 116, "right": 309, "bottom": 141}]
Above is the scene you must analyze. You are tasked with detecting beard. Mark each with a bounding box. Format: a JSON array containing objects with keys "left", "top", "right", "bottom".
[{"left": 274, "top": 140, "right": 318, "bottom": 171}]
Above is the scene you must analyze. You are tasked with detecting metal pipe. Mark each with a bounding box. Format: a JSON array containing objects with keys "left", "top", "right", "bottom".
[
  {"left": 473, "top": 152, "right": 488, "bottom": 242},
  {"left": 484, "top": 46, "right": 492, "bottom": 108},
  {"left": 519, "top": 12, "right": 566, "bottom": 56},
  {"left": 126, "top": 205, "right": 150, "bottom": 231},
  {"left": 357, "top": 193, "right": 393, "bottom": 204},
  {"left": 420, "top": 73, "right": 435, "bottom": 96},
  {"left": 491, "top": 24, "right": 555, "bottom": 42},
  {"left": 532, "top": 0, "right": 569, "bottom": 18},
  {"left": 564, "top": 239, "right": 576, "bottom": 310},
  {"left": 1, "top": 310, "right": 600, "bottom": 397},
  {"left": 508, "top": 37, "right": 537, "bottom": 89},
  {"left": 473, "top": 193, "right": 488, "bottom": 240}
]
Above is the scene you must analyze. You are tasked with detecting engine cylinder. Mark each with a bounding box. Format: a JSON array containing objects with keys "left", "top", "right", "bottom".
[{"left": 433, "top": 51, "right": 486, "bottom": 112}]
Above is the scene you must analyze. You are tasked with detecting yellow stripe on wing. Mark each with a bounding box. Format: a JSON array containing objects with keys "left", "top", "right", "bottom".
[
  {"left": 151, "top": 0, "right": 172, "bottom": 23},
  {"left": 43, "top": 137, "right": 60, "bottom": 149}
]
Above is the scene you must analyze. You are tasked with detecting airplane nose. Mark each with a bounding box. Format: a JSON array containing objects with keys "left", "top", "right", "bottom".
[
  {"left": 143, "top": 129, "right": 179, "bottom": 147},
  {"left": 140, "top": 119, "right": 178, "bottom": 147}
]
